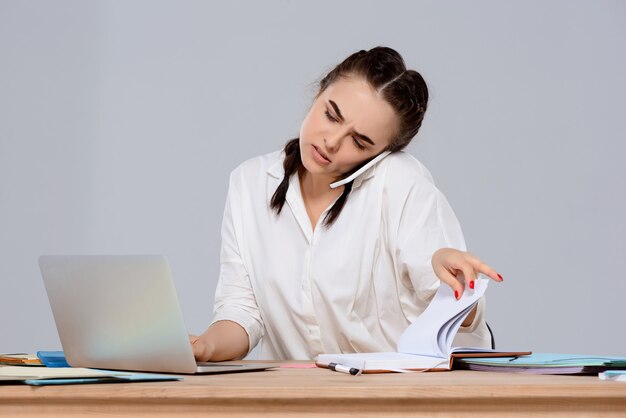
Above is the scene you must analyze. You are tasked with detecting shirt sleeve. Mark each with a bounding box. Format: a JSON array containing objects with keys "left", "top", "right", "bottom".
[
  {"left": 393, "top": 171, "right": 491, "bottom": 349},
  {"left": 211, "top": 170, "right": 265, "bottom": 353}
]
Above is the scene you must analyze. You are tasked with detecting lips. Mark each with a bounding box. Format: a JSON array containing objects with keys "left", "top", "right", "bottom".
[{"left": 312, "top": 145, "right": 331, "bottom": 163}]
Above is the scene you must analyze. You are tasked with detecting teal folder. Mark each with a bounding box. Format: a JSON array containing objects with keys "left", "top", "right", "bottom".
[
  {"left": 455, "top": 353, "right": 626, "bottom": 375},
  {"left": 24, "top": 372, "right": 182, "bottom": 386},
  {"left": 461, "top": 353, "right": 626, "bottom": 367}
]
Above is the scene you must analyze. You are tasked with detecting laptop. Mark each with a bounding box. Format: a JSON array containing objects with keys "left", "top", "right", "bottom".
[{"left": 38, "top": 255, "right": 275, "bottom": 374}]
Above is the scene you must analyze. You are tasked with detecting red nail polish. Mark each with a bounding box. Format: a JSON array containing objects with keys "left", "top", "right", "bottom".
[
  {"left": 497, "top": 274, "right": 504, "bottom": 281},
  {"left": 454, "top": 290, "right": 459, "bottom": 299},
  {"left": 469, "top": 281, "right": 475, "bottom": 289}
]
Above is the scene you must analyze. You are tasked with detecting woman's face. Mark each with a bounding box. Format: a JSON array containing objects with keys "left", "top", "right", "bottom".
[{"left": 299, "top": 76, "right": 399, "bottom": 181}]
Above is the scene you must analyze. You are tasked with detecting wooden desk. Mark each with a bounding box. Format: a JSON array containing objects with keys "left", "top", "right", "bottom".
[{"left": 1, "top": 362, "right": 626, "bottom": 417}]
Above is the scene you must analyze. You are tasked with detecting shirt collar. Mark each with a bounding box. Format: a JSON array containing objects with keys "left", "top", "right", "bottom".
[{"left": 267, "top": 151, "right": 286, "bottom": 179}]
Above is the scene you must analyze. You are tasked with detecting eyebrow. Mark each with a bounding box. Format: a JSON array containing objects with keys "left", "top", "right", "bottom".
[{"left": 328, "top": 100, "right": 376, "bottom": 146}]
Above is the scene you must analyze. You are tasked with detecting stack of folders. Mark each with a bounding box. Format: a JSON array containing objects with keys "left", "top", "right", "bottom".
[
  {"left": 0, "top": 351, "right": 181, "bottom": 385},
  {"left": 454, "top": 353, "right": 626, "bottom": 375}
]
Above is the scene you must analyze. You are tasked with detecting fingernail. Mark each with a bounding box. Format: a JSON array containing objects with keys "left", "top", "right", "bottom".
[
  {"left": 469, "top": 281, "right": 475, "bottom": 289},
  {"left": 454, "top": 290, "right": 460, "bottom": 300},
  {"left": 497, "top": 274, "right": 504, "bottom": 281}
]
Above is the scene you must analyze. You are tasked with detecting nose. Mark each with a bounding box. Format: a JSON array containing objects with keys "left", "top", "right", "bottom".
[{"left": 324, "top": 127, "right": 351, "bottom": 153}]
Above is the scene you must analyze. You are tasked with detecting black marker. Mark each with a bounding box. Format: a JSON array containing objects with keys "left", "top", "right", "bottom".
[{"left": 328, "top": 362, "right": 360, "bottom": 376}]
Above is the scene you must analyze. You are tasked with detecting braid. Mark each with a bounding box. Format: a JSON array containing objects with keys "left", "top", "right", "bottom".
[
  {"left": 270, "top": 138, "right": 302, "bottom": 215},
  {"left": 322, "top": 181, "right": 353, "bottom": 226}
]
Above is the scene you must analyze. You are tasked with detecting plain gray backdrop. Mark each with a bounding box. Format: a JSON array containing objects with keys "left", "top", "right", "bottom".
[{"left": 1, "top": 0, "right": 625, "bottom": 357}]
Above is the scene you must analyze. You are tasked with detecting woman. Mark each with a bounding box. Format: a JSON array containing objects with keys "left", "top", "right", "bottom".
[{"left": 190, "top": 47, "right": 503, "bottom": 361}]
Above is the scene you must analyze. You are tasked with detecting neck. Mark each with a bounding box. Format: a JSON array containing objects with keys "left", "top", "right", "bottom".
[{"left": 298, "top": 168, "right": 342, "bottom": 199}]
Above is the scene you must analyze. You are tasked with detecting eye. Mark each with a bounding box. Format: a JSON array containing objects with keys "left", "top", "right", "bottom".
[
  {"left": 325, "top": 108, "right": 367, "bottom": 151},
  {"left": 352, "top": 137, "right": 366, "bottom": 150}
]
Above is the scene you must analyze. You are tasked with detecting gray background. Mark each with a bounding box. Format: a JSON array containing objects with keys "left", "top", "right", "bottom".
[{"left": 1, "top": 0, "right": 625, "bottom": 357}]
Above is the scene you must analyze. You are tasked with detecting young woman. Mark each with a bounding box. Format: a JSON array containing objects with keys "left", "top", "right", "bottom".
[{"left": 190, "top": 47, "right": 503, "bottom": 361}]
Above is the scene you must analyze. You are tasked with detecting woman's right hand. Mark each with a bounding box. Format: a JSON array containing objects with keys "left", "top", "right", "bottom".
[
  {"left": 188, "top": 321, "right": 249, "bottom": 362},
  {"left": 189, "top": 334, "right": 214, "bottom": 362}
]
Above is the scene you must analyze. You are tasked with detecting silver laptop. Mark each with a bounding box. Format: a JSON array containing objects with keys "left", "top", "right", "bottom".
[{"left": 39, "top": 255, "right": 275, "bottom": 374}]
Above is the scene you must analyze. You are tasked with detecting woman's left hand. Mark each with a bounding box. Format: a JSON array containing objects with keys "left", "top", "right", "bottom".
[{"left": 431, "top": 248, "right": 503, "bottom": 300}]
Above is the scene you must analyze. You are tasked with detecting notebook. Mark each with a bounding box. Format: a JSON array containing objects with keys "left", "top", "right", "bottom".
[
  {"left": 39, "top": 255, "right": 275, "bottom": 375},
  {"left": 316, "top": 276, "right": 529, "bottom": 372}
]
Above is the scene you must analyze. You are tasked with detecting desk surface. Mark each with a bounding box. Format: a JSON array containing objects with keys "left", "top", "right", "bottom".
[{"left": 2, "top": 362, "right": 626, "bottom": 417}]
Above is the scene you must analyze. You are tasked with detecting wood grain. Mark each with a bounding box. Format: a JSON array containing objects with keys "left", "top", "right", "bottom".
[{"left": 1, "top": 363, "right": 625, "bottom": 417}]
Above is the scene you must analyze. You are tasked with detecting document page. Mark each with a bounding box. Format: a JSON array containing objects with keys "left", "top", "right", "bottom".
[{"left": 397, "top": 276, "right": 489, "bottom": 357}]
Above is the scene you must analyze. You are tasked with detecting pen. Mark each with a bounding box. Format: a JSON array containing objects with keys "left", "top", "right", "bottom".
[{"left": 328, "top": 362, "right": 360, "bottom": 376}]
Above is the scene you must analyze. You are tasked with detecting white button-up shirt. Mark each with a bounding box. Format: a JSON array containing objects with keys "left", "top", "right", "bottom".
[{"left": 211, "top": 149, "right": 491, "bottom": 360}]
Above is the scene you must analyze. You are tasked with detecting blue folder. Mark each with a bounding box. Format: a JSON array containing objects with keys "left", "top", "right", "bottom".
[{"left": 36, "top": 351, "right": 70, "bottom": 368}]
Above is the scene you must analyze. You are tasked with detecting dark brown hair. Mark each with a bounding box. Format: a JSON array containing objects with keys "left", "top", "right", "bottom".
[{"left": 270, "top": 46, "right": 429, "bottom": 227}]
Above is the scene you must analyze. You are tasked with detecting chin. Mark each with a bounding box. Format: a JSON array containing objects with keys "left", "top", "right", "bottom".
[{"left": 300, "top": 154, "right": 327, "bottom": 175}]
